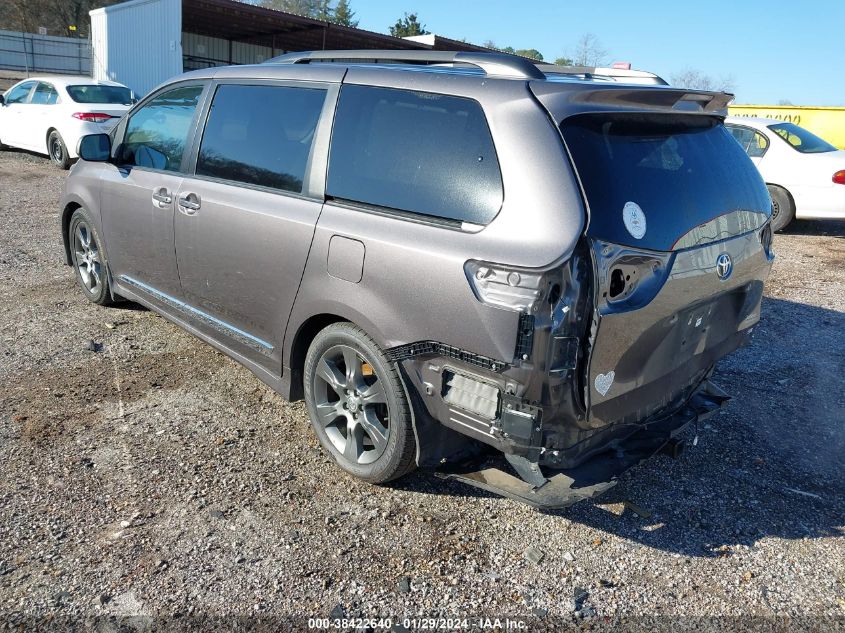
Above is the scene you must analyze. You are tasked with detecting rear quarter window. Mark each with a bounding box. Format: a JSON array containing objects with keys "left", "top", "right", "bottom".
[{"left": 327, "top": 85, "right": 503, "bottom": 225}]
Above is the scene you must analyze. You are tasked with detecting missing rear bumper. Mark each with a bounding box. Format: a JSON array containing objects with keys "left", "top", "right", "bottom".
[{"left": 436, "top": 380, "right": 729, "bottom": 509}]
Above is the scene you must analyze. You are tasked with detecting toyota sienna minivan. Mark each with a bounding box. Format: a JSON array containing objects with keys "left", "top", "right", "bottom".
[{"left": 60, "top": 51, "right": 774, "bottom": 508}]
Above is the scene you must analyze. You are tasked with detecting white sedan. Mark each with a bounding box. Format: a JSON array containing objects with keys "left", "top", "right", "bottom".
[
  {"left": 725, "top": 116, "right": 845, "bottom": 230},
  {"left": 0, "top": 76, "right": 134, "bottom": 169}
]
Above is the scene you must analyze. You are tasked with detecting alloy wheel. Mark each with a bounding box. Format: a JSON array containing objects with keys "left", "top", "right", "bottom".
[
  {"left": 73, "top": 221, "right": 102, "bottom": 296},
  {"left": 312, "top": 344, "right": 390, "bottom": 465}
]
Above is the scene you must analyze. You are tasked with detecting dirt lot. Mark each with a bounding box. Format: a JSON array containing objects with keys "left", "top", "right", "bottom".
[{"left": 0, "top": 149, "right": 843, "bottom": 631}]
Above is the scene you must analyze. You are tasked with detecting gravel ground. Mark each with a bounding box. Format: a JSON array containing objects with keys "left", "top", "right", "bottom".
[{"left": 0, "top": 149, "right": 843, "bottom": 632}]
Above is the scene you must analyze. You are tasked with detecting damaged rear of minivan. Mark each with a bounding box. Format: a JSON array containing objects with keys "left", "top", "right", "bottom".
[{"left": 430, "top": 83, "right": 774, "bottom": 507}]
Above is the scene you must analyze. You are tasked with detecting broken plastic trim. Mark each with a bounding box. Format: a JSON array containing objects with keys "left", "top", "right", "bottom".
[
  {"left": 385, "top": 341, "right": 508, "bottom": 372},
  {"left": 464, "top": 260, "right": 547, "bottom": 312}
]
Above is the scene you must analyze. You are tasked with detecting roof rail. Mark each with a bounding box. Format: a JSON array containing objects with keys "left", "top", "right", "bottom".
[{"left": 266, "top": 50, "right": 546, "bottom": 80}]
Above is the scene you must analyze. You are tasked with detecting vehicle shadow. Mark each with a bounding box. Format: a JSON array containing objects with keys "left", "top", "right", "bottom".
[
  {"left": 395, "top": 296, "right": 845, "bottom": 557},
  {"left": 781, "top": 218, "right": 845, "bottom": 237}
]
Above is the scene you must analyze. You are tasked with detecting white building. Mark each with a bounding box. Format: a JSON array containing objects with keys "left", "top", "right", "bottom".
[{"left": 89, "top": 0, "right": 487, "bottom": 96}]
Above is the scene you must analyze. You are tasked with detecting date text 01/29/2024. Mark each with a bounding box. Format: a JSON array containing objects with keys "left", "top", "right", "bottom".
[{"left": 308, "top": 617, "right": 529, "bottom": 630}]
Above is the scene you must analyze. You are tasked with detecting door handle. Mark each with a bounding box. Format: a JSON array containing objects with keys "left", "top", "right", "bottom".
[
  {"left": 152, "top": 188, "right": 172, "bottom": 204},
  {"left": 178, "top": 193, "right": 201, "bottom": 213}
]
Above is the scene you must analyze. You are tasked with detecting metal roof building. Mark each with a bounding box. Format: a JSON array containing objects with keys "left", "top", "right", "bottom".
[{"left": 90, "top": 0, "right": 488, "bottom": 96}]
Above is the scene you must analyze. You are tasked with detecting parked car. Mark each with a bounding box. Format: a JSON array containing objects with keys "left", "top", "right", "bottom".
[
  {"left": 59, "top": 51, "right": 774, "bottom": 508},
  {"left": 725, "top": 116, "right": 845, "bottom": 231},
  {"left": 0, "top": 76, "right": 134, "bottom": 169}
]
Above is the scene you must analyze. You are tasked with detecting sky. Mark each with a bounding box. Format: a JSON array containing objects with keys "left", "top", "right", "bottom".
[{"left": 352, "top": 0, "right": 845, "bottom": 106}]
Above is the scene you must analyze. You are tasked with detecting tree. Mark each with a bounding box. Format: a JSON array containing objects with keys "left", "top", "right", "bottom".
[
  {"left": 571, "top": 33, "right": 608, "bottom": 67},
  {"left": 261, "top": 0, "right": 321, "bottom": 17},
  {"left": 1, "top": 0, "right": 121, "bottom": 36},
  {"left": 671, "top": 69, "right": 735, "bottom": 93},
  {"left": 554, "top": 56, "right": 574, "bottom": 66},
  {"left": 482, "top": 40, "right": 543, "bottom": 61},
  {"left": 778, "top": 99, "right": 794, "bottom": 106},
  {"left": 314, "top": 0, "right": 332, "bottom": 21},
  {"left": 514, "top": 48, "right": 543, "bottom": 61},
  {"left": 260, "top": 0, "right": 359, "bottom": 27},
  {"left": 389, "top": 12, "right": 428, "bottom": 37},
  {"left": 333, "top": 0, "right": 357, "bottom": 27}
]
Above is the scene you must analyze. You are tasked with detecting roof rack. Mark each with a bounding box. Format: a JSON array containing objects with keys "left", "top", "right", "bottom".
[{"left": 266, "top": 50, "right": 546, "bottom": 80}]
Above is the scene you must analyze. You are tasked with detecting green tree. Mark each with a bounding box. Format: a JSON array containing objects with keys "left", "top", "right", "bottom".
[
  {"left": 333, "top": 0, "right": 358, "bottom": 27},
  {"left": 554, "top": 56, "right": 574, "bottom": 66},
  {"left": 514, "top": 48, "right": 543, "bottom": 61},
  {"left": 261, "top": 0, "right": 321, "bottom": 18},
  {"left": 314, "top": 0, "right": 332, "bottom": 20},
  {"left": 482, "top": 41, "right": 543, "bottom": 61},
  {"left": 0, "top": 0, "right": 121, "bottom": 36},
  {"left": 389, "top": 12, "right": 428, "bottom": 37}
]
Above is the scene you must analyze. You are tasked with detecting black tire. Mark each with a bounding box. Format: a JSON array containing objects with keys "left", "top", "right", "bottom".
[
  {"left": 68, "top": 209, "right": 114, "bottom": 306},
  {"left": 767, "top": 185, "right": 795, "bottom": 232},
  {"left": 48, "top": 130, "right": 71, "bottom": 169},
  {"left": 304, "top": 322, "right": 416, "bottom": 484}
]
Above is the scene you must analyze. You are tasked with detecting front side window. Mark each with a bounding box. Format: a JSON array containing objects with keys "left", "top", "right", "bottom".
[
  {"left": 196, "top": 83, "right": 327, "bottom": 194},
  {"left": 31, "top": 82, "right": 59, "bottom": 105},
  {"left": 4, "top": 81, "right": 36, "bottom": 104},
  {"left": 121, "top": 84, "right": 204, "bottom": 172},
  {"left": 768, "top": 122, "right": 837, "bottom": 154},
  {"left": 726, "top": 125, "right": 769, "bottom": 158},
  {"left": 327, "top": 85, "right": 503, "bottom": 225},
  {"left": 67, "top": 85, "right": 133, "bottom": 105}
]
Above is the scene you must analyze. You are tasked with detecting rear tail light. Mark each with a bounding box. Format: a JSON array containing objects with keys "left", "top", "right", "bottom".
[
  {"left": 72, "top": 112, "right": 114, "bottom": 124},
  {"left": 833, "top": 170, "right": 845, "bottom": 185}
]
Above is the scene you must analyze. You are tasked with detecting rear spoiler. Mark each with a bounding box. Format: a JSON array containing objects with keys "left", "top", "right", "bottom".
[
  {"left": 535, "top": 63, "right": 669, "bottom": 86},
  {"left": 531, "top": 81, "right": 734, "bottom": 119}
]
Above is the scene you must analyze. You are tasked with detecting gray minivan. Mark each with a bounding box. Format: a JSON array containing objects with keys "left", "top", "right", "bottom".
[{"left": 61, "top": 51, "right": 774, "bottom": 508}]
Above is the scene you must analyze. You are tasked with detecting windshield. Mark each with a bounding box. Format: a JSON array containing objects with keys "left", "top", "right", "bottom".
[
  {"left": 66, "top": 85, "right": 133, "bottom": 105},
  {"left": 768, "top": 122, "right": 837, "bottom": 154},
  {"left": 562, "top": 114, "right": 771, "bottom": 250}
]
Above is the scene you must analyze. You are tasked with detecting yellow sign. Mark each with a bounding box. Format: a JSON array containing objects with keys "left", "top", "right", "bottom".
[
  {"left": 729, "top": 105, "right": 845, "bottom": 149},
  {"left": 68, "top": 25, "right": 77, "bottom": 31}
]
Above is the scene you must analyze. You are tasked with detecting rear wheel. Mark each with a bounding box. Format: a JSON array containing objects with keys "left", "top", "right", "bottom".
[
  {"left": 767, "top": 185, "right": 795, "bottom": 232},
  {"left": 303, "top": 323, "right": 416, "bottom": 483},
  {"left": 69, "top": 209, "right": 114, "bottom": 306},
  {"left": 48, "top": 130, "right": 71, "bottom": 169}
]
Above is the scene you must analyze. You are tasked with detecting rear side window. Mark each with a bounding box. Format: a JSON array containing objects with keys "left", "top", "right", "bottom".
[
  {"left": 327, "top": 86, "right": 503, "bottom": 225},
  {"left": 562, "top": 114, "right": 771, "bottom": 250},
  {"left": 726, "top": 124, "right": 769, "bottom": 158},
  {"left": 196, "top": 84, "right": 327, "bottom": 194},
  {"left": 31, "top": 82, "right": 59, "bottom": 105},
  {"left": 122, "top": 85, "right": 204, "bottom": 172}
]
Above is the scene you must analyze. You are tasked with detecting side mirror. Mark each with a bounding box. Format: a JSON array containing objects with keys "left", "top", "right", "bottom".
[{"left": 77, "top": 133, "right": 111, "bottom": 162}]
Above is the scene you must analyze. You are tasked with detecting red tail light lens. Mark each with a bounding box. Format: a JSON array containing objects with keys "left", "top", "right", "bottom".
[
  {"left": 72, "top": 112, "right": 114, "bottom": 124},
  {"left": 833, "top": 170, "right": 845, "bottom": 185}
]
